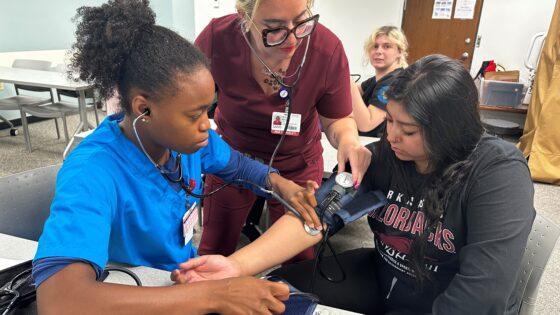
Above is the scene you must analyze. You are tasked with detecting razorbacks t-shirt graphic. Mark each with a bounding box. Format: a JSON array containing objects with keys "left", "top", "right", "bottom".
[{"left": 367, "top": 187, "right": 462, "bottom": 297}]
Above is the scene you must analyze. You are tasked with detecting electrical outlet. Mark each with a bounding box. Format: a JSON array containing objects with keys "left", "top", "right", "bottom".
[{"left": 212, "top": 0, "right": 220, "bottom": 8}]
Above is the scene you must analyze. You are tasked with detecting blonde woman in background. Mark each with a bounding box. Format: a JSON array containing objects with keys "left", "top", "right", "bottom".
[{"left": 352, "top": 26, "right": 408, "bottom": 137}]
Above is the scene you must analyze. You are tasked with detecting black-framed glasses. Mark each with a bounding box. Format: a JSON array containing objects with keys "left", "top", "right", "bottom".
[
  {"left": 258, "top": 14, "right": 320, "bottom": 47},
  {"left": 0, "top": 268, "right": 34, "bottom": 315}
]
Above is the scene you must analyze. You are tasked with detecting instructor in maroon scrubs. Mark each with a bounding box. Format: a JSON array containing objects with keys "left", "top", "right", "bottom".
[{"left": 196, "top": 0, "right": 371, "bottom": 262}]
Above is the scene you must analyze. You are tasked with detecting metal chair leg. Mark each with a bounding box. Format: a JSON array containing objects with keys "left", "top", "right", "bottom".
[
  {"left": 54, "top": 118, "right": 61, "bottom": 139},
  {"left": 62, "top": 115, "right": 70, "bottom": 143},
  {"left": 19, "top": 108, "right": 32, "bottom": 152},
  {"left": 93, "top": 104, "right": 100, "bottom": 126},
  {"left": 92, "top": 95, "right": 100, "bottom": 126}
]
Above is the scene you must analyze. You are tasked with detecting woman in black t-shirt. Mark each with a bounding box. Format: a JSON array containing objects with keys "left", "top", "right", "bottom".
[
  {"left": 351, "top": 26, "right": 409, "bottom": 137},
  {"left": 173, "top": 55, "right": 535, "bottom": 315}
]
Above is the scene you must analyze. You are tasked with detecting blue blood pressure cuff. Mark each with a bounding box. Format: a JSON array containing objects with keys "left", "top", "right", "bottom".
[
  {"left": 315, "top": 173, "right": 388, "bottom": 236},
  {"left": 263, "top": 275, "right": 319, "bottom": 315}
]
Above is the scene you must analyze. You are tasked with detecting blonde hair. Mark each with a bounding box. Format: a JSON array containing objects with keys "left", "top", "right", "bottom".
[
  {"left": 363, "top": 26, "right": 409, "bottom": 68},
  {"left": 236, "top": 0, "right": 314, "bottom": 20}
]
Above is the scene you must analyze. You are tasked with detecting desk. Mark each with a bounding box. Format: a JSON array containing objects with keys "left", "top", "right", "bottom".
[
  {"left": 0, "top": 66, "right": 94, "bottom": 152},
  {"left": 480, "top": 104, "right": 528, "bottom": 114},
  {"left": 0, "top": 233, "right": 361, "bottom": 314}
]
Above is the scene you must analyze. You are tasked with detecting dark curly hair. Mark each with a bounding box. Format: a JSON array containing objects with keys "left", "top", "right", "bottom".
[
  {"left": 381, "top": 54, "right": 483, "bottom": 286},
  {"left": 70, "top": 0, "right": 209, "bottom": 113}
]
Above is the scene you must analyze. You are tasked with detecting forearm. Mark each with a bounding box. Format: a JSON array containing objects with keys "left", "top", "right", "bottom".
[
  {"left": 37, "top": 263, "right": 219, "bottom": 315},
  {"left": 323, "top": 116, "right": 360, "bottom": 149},
  {"left": 351, "top": 82, "right": 375, "bottom": 132},
  {"left": 351, "top": 81, "right": 386, "bottom": 132},
  {"left": 230, "top": 215, "right": 322, "bottom": 276},
  {"left": 218, "top": 148, "right": 277, "bottom": 197}
]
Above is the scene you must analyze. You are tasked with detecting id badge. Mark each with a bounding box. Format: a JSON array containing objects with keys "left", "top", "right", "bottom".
[
  {"left": 182, "top": 202, "right": 198, "bottom": 246},
  {"left": 271, "top": 112, "right": 301, "bottom": 136}
]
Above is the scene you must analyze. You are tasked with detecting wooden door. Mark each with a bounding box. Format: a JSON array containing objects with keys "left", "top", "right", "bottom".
[{"left": 402, "top": 0, "right": 484, "bottom": 70}]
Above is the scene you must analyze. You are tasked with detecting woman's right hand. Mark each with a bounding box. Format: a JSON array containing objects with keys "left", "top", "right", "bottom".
[{"left": 210, "top": 277, "right": 289, "bottom": 315}]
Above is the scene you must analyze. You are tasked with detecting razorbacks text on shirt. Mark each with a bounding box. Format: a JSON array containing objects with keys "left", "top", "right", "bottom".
[{"left": 368, "top": 189, "right": 457, "bottom": 279}]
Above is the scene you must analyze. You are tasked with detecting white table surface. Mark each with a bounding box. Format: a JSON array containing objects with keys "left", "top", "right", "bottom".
[
  {"left": 0, "top": 233, "right": 171, "bottom": 286},
  {"left": 0, "top": 233, "right": 361, "bottom": 314},
  {"left": 0, "top": 66, "right": 95, "bottom": 140},
  {"left": 320, "top": 134, "right": 379, "bottom": 176},
  {"left": 0, "top": 66, "right": 90, "bottom": 91}
]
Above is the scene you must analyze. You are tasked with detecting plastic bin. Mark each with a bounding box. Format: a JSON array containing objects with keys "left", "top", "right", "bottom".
[{"left": 479, "top": 78, "right": 527, "bottom": 107}]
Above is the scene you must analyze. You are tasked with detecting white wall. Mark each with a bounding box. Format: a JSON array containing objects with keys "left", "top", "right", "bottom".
[
  {"left": 314, "top": 0, "right": 404, "bottom": 80},
  {"left": 193, "top": 0, "right": 236, "bottom": 38},
  {"left": 2, "top": 1, "right": 555, "bottom": 122},
  {"left": 471, "top": 0, "right": 555, "bottom": 81}
]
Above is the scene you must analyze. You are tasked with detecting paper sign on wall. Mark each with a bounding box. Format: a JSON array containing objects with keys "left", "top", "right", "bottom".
[
  {"left": 454, "top": 0, "right": 476, "bottom": 19},
  {"left": 432, "top": 0, "right": 453, "bottom": 20}
]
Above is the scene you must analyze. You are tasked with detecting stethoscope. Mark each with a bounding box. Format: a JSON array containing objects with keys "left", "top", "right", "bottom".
[
  {"left": 240, "top": 20, "right": 311, "bottom": 90},
  {"left": 131, "top": 112, "right": 316, "bottom": 233},
  {"left": 132, "top": 111, "right": 207, "bottom": 199},
  {"left": 129, "top": 24, "right": 320, "bottom": 234},
  {"left": 239, "top": 20, "right": 311, "bottom": 176},
  {"left": 239, "top": 22, "right": 321, "bottom": 235}
]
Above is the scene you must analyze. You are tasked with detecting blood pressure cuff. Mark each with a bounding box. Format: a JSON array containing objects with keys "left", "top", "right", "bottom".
[
  {"left": 263, "top": 275, "right": 319, "bottom": 315},
  {"left": 315, "top": 175, "right": 388, "bottom": 236}
]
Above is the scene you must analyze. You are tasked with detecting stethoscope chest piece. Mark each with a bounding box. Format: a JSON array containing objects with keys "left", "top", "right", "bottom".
[{"left": 278, "top": 87, "right": 289, "bottom": 99}]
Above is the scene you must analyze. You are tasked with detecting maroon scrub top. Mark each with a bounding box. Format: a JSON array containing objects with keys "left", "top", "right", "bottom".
[{"left": 195, "top": 14, "right": 352, "bottom": 177}]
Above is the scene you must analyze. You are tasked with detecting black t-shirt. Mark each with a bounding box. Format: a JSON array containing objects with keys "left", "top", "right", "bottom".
[
  {"left": 362, "top": 135, "right": 535, "bottom": 314},
  {"left": 359, "top": 68, "right": 403, "bottom": 137}
]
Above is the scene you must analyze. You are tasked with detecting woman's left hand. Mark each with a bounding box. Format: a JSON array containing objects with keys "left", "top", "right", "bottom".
[
  {"left": 268, "top": 175, "right": 321, "bottom": 230},
  {"left": 171, "top": 255, "right": 240, "bottom": 284},
  {"left": 337, "top": 141, "right": 372, "bottom": 186}
]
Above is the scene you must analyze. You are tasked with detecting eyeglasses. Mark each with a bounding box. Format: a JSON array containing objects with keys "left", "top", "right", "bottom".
[
  {"left": 250, "top": 14, "right": 320, "bottom": 47},
  {"left": 0, "top": 268, "right": 34, "bottom": 315}
]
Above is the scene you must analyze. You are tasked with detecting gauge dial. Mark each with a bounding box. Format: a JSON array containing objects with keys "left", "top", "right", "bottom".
[{"left": 335, "top": 172, "right": 353, "bottom": 189}]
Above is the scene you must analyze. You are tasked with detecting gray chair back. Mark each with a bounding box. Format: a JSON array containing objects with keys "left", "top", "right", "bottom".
[
  {"left": 0, "top": 164, "right": 61, "bottom": 241},
  {"left": 517, "top": 213, "right": 560, "bottom": 315}
]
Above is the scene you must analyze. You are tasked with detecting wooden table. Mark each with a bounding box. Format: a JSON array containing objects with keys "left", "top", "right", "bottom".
[{"left": 480, "top": 104, "right": 528, "bottom": 114}]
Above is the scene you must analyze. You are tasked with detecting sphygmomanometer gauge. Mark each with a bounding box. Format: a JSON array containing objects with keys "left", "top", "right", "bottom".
[{"left": 335, "top": 172, "right": 353, "bottom": 189}]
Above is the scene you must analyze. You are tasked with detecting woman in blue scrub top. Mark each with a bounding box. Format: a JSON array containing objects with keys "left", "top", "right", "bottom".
[{"left": 32, "top": 0, "right": 319, "bottom": 314}]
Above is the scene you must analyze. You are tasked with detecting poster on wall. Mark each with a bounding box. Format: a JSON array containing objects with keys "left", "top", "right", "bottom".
[
  {"left": 454, "top": 0, "right": 476, "bottom": 19},
  {"left": 432, "top": 0, "right": 453, "bottom": 19}
]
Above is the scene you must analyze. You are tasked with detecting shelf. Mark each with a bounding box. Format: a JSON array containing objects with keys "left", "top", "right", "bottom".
[{"left": 479, "top": 104, "right": 528, "bottom": 114}]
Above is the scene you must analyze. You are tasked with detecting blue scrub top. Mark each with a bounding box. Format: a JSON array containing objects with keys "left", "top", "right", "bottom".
[{"left": 35, "top": 113, "right": 232, "bottom": 271}]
